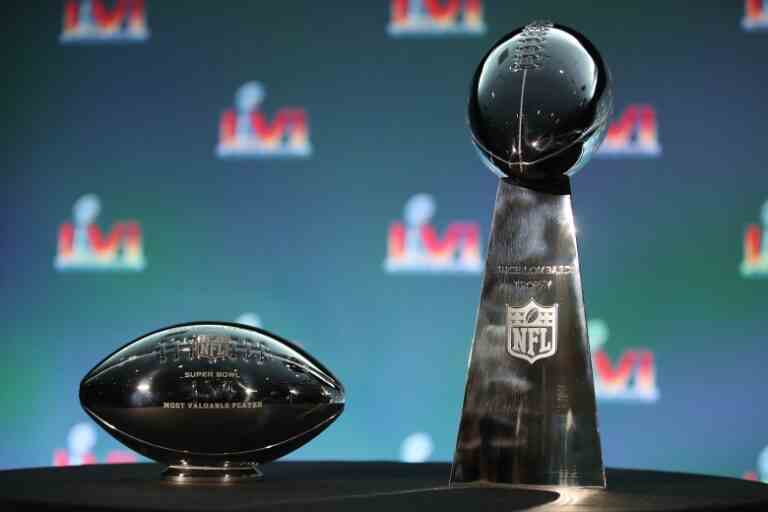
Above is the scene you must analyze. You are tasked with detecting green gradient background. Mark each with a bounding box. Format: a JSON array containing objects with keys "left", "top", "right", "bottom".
[{"left": 1, "top": 1, "right": 766, "bottom": 480}]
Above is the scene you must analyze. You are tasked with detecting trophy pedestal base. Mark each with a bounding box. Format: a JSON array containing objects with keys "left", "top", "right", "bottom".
[
  {"left": 450, "top": 481, "right": 605, "bottom": 492},
  {"left": 162, "top": 464, "right": 263, "bottom": 483},
  {"left": 450, "top": 179, "right": 605, "bottom": 488}
]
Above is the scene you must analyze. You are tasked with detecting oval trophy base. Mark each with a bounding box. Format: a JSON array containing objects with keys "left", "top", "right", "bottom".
[{"left": 162, "top": 464, "right": 264, "bottom": 483}]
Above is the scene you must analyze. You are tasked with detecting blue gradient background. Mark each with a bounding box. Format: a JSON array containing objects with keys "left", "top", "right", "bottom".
[{"left": 1, "top": 1, "right": 766, "bottom": 480}]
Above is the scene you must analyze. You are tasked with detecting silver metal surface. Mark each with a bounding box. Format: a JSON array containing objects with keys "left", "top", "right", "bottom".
[{"left": 450, "top": 179, "right": 604, "bottom": 488}]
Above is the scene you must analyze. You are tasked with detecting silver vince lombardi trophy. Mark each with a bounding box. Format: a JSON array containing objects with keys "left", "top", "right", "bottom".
[{"left": 451, "top": 21, "right": 612, "bottom": 488}]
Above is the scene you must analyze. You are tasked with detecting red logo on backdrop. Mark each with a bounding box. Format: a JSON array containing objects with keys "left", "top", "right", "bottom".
[
  {"left": 53, "top": 423, "right": 137, "bottom": 466},
  {"left": 743, "top": 445, "right": 768, "bottom": 482},
  {"left": 743, "top": 0, "right": 768, "bottom": 30},
  {"left": 741, "top": 200, "right": 768, "bottom": 277},
  {"left": 385, "top": 194, "right": 482, "bottom": 274},
  {"left": 60, "top": 0, "right": 149, "bottom": 43},
  {"left": 55, "top": 194, "right": 146, "bottom": 272},
  {"left": 216, "top": 82, "right": 311, "bottom": 159},
  {"left": 388, "top": 0, "right": 485, "bottom": 36},
  {"left": 589, "top": 319, "right": 659, "bottom": 402},
  {"left": 597, "top": 104, "right": 661, "bottom": 157}
]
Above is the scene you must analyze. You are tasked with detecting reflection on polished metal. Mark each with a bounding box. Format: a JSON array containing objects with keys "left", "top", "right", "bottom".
[
  {"left": 450, "top": 21, "right": 612, "bottom": 488},
  {"left": 80, "top": 322, "right": 344, "bottom": 482}
]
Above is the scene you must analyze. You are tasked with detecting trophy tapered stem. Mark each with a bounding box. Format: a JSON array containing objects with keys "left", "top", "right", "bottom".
[{"left": 450, "top": 178, "right": 604, "bottom": 488}]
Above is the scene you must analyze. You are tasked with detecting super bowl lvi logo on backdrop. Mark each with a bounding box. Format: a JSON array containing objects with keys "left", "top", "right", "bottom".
[
  {"left": 60, "top": 0, "right": 149, "bottom": 44},
  {"left": 743, "top": 445, "right": 768, "bottom": 482},
  {"left": 506, "top": 300, "right": 558, "bottom": 364},
  {"left": 741, "top": 199, "right": 768, "bottom": 277},
  {"left": 53, "top": 423, "right": 136, "bottom": 467},
  {"left": 235, "top": 312, "right": 263, "bottom": 329},
  {"left": 387, "top": 0, "right": 485, "bottom": 36},
  {"left": 596, "top": 104, "right": 661, "bottom": 157},
  {"left": 589, "top": 318, "right": 659, "bottom": 402},
  {"left": 55, "top": 194, "right": 146, "bottom": 272},
  {"left": 384, "top": 194, "right": 481, "bottom": 274},
  {"left": 743, "top": 0, "right": 768, "bottom": 31},
  {"left": 216, "top": 82, "right": 311, "bottom": 159}
]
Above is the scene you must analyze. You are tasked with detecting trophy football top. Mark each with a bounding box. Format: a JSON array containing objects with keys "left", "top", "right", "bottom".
[{"left": 468, "top": 21, "right": 612, "bottom": 186}]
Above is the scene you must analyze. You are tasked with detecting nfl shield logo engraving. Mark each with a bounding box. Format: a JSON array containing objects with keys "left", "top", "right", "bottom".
[{"left": 506, "top": 299, "right": 558, "bottom": 364}]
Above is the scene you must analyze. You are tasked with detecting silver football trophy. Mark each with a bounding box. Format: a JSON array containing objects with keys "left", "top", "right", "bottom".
[
  {"left": 451, "top": 21, "right": 612, "bottom": 488},
  {"left": 80, "top": 322, "right": 345, "bottom": 482}
]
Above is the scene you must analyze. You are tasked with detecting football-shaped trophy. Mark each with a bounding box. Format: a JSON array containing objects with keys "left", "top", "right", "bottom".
[
  {"left": 80, "top": 322, "right": 345, "bottom": 482},
  {"left": 451, "top": 21, "right": 612, "bottom": 488}
]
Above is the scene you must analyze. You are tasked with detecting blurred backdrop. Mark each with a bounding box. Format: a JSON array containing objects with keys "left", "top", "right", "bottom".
[{"left": 1, "top": 0, "right": 767, "bottom": 481}]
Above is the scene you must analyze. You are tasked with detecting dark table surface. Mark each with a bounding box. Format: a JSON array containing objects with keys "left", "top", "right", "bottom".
[{"left": 1, "top": 462, "right": 768, "bottom": 511}]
